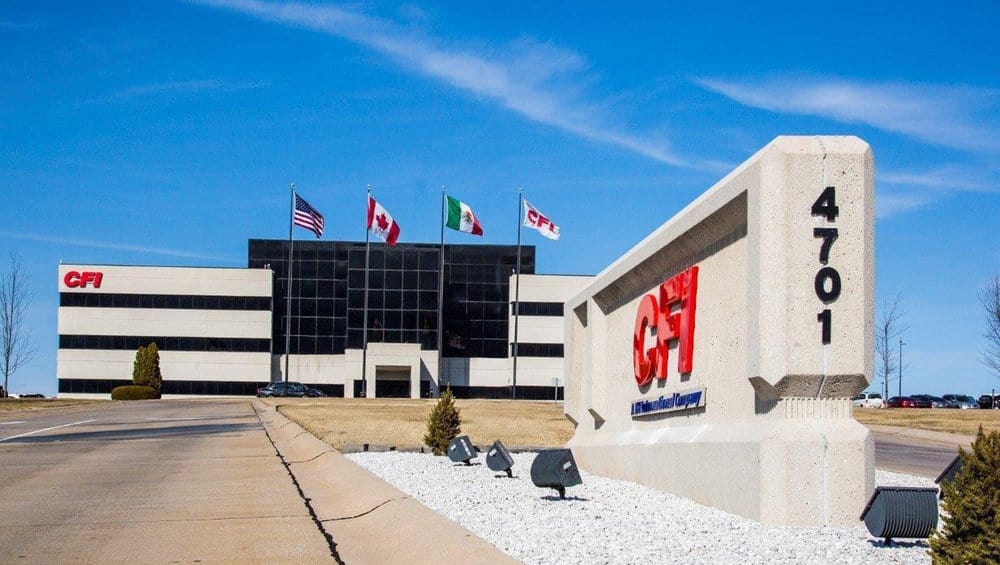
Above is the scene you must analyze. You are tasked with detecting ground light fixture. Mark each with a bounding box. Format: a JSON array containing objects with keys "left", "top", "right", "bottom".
[
  {"left": 447, "top": 435, "right": 477, "bottom": 465},
  {"left": 859, "top": 486, "right": 939, "bottom": 544},
  {"left": 486, "top": 439, "right": 515, "bottom": 478},
  {"left": 530, "top": 448, "right": 582, "bottom": 499},
  {"left": 935, "top": 454, "right": 962, "bottom": 499}
]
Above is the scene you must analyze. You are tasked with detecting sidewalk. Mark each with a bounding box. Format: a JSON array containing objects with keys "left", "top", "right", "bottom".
[
  {"left": 864, "top": 423, "right": 976, "bottom": 448},
  {"left": 252, "top": 400, "right": 519, "bottom": 565}
]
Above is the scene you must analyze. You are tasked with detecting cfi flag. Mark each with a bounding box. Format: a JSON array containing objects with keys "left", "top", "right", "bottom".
[
  {"left": 367, "top": 195, "right": 400, "bottom": 246},
  {"left": 293, "top": 194, "right": 324, "bottom": 238},
  {"left": 445, "top": 196, "right": 484, "bottom": 236},
  {"left": 523, "top": 200, "right": 560, "bottom": 240}
]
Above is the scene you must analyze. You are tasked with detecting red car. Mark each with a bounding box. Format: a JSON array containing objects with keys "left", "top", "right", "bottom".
[{"left": 887, "top": 396, "right": 929, "bottom": 408}]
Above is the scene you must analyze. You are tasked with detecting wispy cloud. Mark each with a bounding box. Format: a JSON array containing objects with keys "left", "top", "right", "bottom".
[
  {"left": 190, "top": 0, "right": 686, "bottom": 166},
  {"left": 694, "top": 77, "right": 1000, "bottom": 154},
  {"left": 875, "top": 191, "right": 933, "bottom": 218},
  {"left": 1, "top": 232, "right": 237, "bottom": 263},
  {"left": 876, "top": 164, "right": 999, "bottom": 218},
  {"left": 880, "top": 164, "right": 996, "bottom": 193},
  {"left": 0, "top": 18, "right": 45, "bottom": 31},
  {"left": 83, "top": 79, "right": 268, "bottom": 105}
]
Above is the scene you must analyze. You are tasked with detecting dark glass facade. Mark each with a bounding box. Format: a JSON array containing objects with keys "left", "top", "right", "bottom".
[{"left": 248, "top": 240, "right": 535, "bottom": 358}]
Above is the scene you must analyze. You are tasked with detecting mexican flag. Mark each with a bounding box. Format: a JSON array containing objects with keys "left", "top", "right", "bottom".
[{"left": 445, "top": 196, "right": 484, "bottom": 236}]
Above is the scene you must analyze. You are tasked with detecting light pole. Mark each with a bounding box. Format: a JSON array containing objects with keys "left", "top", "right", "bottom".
[{"left": 898, "top": 339, "right": 905, "bottom": 397}]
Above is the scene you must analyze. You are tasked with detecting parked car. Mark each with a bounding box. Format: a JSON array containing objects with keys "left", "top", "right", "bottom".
[
  {"left": 256, "top": 382, "right": 325, "bottom": 398},
  {"left": 887, "top": 396, "right": 929, "bottom": 408},
  {"left": 911, "top": 394, "right": 954, "bottom": 408},
  {"left": 942, "top": 394, "right": 978, "bottom": 409},
  {"left": 979, "top": 394, "right": 999, "bottom": 409},
  {"left": 852, "top": 392, "right": 884, "bottom": 408}
]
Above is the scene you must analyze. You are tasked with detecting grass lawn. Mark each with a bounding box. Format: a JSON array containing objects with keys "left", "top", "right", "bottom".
[
  {"left": 268, "top": 397, "right": 574, "bottom": 452},
  {"left": 268, "top": 397, "right": 1000, "bottom": 453},
  {"left": 0, "top": 398, "right": 108, "bottom": 412},
  {"left": 852, "top": 407, "right": 1000, "bottom": 436}
]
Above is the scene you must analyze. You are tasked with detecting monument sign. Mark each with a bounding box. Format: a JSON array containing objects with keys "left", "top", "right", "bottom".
[{"left": 565, "top": 136, "right": 875, "bottom": 526}]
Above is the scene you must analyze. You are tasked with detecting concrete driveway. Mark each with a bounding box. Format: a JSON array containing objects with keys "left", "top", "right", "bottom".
[{"left": 0, "top": 399, "right": 334, "bottom": 564}]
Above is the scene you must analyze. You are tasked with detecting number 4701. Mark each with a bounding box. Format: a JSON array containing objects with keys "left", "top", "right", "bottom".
[{"left": 812, "top": 186, "right": 840, "bottom": 345}]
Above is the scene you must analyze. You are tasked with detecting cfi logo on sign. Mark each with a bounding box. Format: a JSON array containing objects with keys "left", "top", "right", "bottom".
[
  {"left": 63, "top": 271, "right": 103, "bottom": 289},
  {"left": 632, "top": 266, "right": 699, "bottom": 386}
]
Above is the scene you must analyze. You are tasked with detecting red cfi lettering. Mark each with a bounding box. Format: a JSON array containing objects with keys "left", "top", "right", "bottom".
[
  {"left": 63, "top": 271, "right": 103, "bottom": 289},
  {"left": 632, "top": 266, "right": 699, "bottom": 386}
]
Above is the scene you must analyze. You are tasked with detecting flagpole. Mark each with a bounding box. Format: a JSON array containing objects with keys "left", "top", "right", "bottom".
[
  {"left": 512, "top": 188, "right": 523, "bottom": 400},
  {"left": 362, "top": 185, "right": 371, "bottom": 398},
  {"left": 437, "top": 186, "right": 446, "bottom": 395},
  {"left": 285, "top": 182, "right": 295, "bottom": 383}
]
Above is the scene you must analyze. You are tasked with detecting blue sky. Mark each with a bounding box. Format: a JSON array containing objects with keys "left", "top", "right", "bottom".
[{"left": 2, "top": 1, "right": 997, "bottom": 397}]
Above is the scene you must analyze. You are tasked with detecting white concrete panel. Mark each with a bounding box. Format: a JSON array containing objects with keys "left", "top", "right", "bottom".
[
  {"left": 511, "top": 319, "right": 565, "bottom": 343},
  {"left": 511, "top": 275, "right": 593, "bottom": 302},
  {"left": 57, "top": 349, "right": 270, "bottom": 381},
  {"left": 59, "top": 308, "right": 271, "bottom": 338},
  {"left": 58, "top": 265, "right": 272, "bottom": 296}
]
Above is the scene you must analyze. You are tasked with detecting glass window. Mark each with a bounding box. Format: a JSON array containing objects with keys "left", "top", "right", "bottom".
[
  {"left": 403, "top": 252, "right": 418, "bottom": 270},
  {"left": 385, "top": 270, "right": 402, "bottom": 289},
  {"left": 419, "top": 250, "right": 438, "bottom": 271},
  {"left": 385, "top": 290, "right": 402, "bottom": 310}
]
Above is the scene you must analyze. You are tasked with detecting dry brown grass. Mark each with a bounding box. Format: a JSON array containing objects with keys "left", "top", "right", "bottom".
[
  {"left": 852, "top": 407, "right": 1000, "bottom": 436},
  {"left": 0, "top": 398, "right": 107, "bottom": 412},
  {"left": 270, "top": 397, "right": 574, "bottom": 452},
  {"left": 270, "top": 398, "right": 1000, "bottom": 452}
]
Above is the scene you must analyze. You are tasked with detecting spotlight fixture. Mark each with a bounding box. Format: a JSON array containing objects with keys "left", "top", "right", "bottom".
[
  {"left": 486, "top": 439, "right": 515, "bottom": 478},
  {"left": 935, "top": 455, "right": 962, "bottom": 489},
  {"left": 530, "top": 448, "right": 582, "bottom": 499},
  {"left": 859, "top": 486, "right": 939, "bottom": 544},
  {"left": 447, "top": 435, "right": 477, "bottom": 465}
]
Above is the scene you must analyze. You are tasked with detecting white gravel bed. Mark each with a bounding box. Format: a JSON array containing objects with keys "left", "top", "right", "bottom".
[{"left": 346, "top": 451, "right": 938, "bottom": 565}]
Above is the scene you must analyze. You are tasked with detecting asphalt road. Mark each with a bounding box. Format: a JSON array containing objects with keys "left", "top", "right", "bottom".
[
  {"left": 0, "top": 400, "right": 334, "bottom": 564},
  {"left": 871, "top": 428, "right": 968, "bottom": 478}
]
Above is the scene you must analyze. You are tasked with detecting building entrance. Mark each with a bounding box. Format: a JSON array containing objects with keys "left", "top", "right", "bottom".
[{"left": 375, "top": 367, "right": 411, "bottom": 398}]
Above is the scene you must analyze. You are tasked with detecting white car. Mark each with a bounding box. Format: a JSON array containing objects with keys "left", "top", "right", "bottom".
[{"left": 852, "top": 392, "right": 884, "bottom": 408}]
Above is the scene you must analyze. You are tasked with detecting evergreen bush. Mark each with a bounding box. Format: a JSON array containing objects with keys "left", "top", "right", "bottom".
[
  {"left": 111, "top": 385, "right": 159, "bottom": 400},
  {"left": 423, "top": 388, "right": 461, "bottom": 455},
  {"left": 929, "top": 426, "right": 1000, "bottom": 563},
  {"left": 131, "top": 342, "right": 163, "bottom": 397}
]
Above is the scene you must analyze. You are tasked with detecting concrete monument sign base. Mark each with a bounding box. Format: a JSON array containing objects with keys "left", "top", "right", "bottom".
[{"left": 565, "top": 137, "right": 875, "bottom": 526}]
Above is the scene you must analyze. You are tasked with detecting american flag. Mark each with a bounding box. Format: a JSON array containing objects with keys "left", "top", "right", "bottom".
[{"left": 293, "top": 194, "right": 324, "bottom": 238}]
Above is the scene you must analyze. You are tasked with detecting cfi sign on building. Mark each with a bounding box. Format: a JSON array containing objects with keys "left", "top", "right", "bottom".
[{"left": 63, "top": 271, "right": 103, "bottom": 289}]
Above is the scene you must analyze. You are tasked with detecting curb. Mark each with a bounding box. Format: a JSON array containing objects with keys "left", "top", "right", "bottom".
[{"left": 253, "top": 400, "right": 519, "bottom": 565}]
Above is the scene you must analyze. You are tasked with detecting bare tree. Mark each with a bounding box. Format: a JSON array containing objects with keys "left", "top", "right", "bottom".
[
  {"left": 1, "top": 252, "right": 36, "bottom": 398},
  {"left": 874, "top": 294, "right": 905, "bottom": 400},
  {"left": 981, "top": 275, "right": 1000, "bottom": 382}
]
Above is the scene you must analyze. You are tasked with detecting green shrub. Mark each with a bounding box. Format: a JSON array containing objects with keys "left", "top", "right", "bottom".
[
  {"left": 423, "top": 388, "right": 461, "bottom": 456},
  {"left": 132, "top": 342, "right": 162, "bottom": 394},
  {"left": 929, "top": 426, "right": 1000, "bottom": 563},
  {"left": 111, "top": 385, "right": 160, "bottom": 400}
]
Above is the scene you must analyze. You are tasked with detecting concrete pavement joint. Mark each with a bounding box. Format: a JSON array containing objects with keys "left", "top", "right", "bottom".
[
  {"left": 287, "top": 450, "right": 337, "bottom": 465},
  {"left": 257, "top": 409, "right": 344, "bottom": 564},
  {"left": 320, "top": 496, "right": 409, "bottom": 522}
]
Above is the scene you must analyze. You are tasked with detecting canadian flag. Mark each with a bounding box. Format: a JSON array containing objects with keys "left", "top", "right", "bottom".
[{"left": 367, "top": 195, "right": 400, "bottom": 246}]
